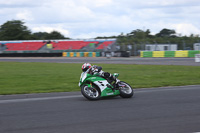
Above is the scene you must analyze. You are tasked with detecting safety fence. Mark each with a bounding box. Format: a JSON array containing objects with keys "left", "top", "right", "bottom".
[
  {"left": 62, "top": 52, "right": 101, "bottom": 57},
  {"left": 140, "top": 50, "right": 200, "bottom": 58}
]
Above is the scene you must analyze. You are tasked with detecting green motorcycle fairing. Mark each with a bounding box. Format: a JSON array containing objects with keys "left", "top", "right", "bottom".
[{"left": 79, "top": 72, "right": 120, "bottom": 97}]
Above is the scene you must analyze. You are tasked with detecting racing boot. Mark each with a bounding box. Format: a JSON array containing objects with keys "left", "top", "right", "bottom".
[{"left": 111, "top": 76, "right": 120, "bottom": 89}]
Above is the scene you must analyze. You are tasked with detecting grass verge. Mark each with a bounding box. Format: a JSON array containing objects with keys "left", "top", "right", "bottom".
[{"left": 0, "top": 62, "right": 200, "bottom": 95}]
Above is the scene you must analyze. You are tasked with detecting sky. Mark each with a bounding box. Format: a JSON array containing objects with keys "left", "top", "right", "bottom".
[{"left": 0, "top": 0, "right": 200, "bottom": 39}]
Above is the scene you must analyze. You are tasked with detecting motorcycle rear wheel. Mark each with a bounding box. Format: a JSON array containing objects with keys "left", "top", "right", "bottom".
[
  {"left": 119, "top": 81, "right": 134, "bottom": 98},
  {"left": 81, "top": 85, "right": 101, "bottom": 100}
]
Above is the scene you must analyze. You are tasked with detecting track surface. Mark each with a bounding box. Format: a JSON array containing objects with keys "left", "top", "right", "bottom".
[
  {"left": 1, "top": 85, "right": 200, "bottom": 133},
  {"left": 0, "top": 57, "right": 200, "bottom": 66}
]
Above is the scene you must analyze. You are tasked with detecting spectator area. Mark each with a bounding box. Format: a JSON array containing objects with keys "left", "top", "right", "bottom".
[
  {"left": 52, "top": 41, "right": 99, "bottom": 50},
  {"left": 5, "top": 42, "right": 45, "bottom": 51},
  {"left": 96, "top": 41, "right": 114, "bottom": 49},
  {"left": 3, "top": 40, "right": 115, "bottom": 51}
]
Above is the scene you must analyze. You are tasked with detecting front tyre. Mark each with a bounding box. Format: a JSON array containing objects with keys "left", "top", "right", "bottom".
[
  {"left": 81, "top": 85, "right": 101, "bottom": 100},
  {"left": 119, "top": 81, "right": 134, "bottom": 98}
]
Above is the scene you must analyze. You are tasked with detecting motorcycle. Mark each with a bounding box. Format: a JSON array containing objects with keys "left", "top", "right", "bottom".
[{"left": 79, "top": 67, "right": 134, "bottom": 100}]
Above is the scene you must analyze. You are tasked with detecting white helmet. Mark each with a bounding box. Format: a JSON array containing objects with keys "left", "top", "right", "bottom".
[{"left": 82, "top": 63, "right": 91, "bottom": 72}]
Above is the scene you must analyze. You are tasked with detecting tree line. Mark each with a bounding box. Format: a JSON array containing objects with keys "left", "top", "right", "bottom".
[
  {"left": 0, "top": 20, "right": 200, "bottom": 50},
  {"left": 0, "top": 20, "right": 68, "bottom": 40},
  {"left": 97, "top": 29, "right": 200, "bottom": 50}
]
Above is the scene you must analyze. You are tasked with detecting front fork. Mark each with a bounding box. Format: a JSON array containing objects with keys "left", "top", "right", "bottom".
[
  {"left": 90, "top": 82, "right": 93, "bottom": 88},
  {"left": 87, "top": 82, "right": 96, "bottom": 92}
]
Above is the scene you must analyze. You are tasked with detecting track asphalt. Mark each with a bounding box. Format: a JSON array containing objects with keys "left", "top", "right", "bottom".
[
  {"left": 0, "top": 57, "right": 200, "bottom": 66},
  {"left": 1, "top": 85, "right": 200, "bottom": 133}
]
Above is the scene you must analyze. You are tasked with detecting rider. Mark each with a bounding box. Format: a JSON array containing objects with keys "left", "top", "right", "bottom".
[{"left": 81, "top": 63, "right": 120, "bottom": 84}]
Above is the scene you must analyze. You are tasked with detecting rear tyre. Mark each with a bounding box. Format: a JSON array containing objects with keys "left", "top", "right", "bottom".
[
  {"left": 119, "top": 81, "right": 134, "bottom": 98},
  {"left": 81, "top": 85, "right": 101, "bottom": 100}
]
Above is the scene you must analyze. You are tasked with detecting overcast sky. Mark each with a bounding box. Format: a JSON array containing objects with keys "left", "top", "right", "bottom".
[{"left": 0, "top": 0, "right": 200, "bottom": 39}]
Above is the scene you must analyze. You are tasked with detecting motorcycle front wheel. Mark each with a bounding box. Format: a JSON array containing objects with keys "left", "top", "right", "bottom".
[
  {"left": 119, "top": 81, "right": 134, "bottom": 98},
  {"left": 81, "top": 85, "right": 101, "bottom": 100}
]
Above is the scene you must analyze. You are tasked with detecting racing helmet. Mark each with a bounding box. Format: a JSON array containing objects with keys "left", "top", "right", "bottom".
[{"left": 82, "top": 63, "right": 91, "bottom": 72}]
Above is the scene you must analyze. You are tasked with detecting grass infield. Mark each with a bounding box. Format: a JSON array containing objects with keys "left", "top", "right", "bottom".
[{"left": 0, "top": 62, "right": 200, "bottom": 95}]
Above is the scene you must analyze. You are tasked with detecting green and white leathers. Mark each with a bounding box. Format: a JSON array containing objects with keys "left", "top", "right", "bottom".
[{"left": 79, "top": 67, "right": 134, "bottom": 100}]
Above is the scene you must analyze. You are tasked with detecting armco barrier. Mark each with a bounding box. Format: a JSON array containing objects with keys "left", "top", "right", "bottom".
[
  {"left": 62, "top": 52, "right": 100, "bottom": 57},
  {"left": 175, "top": 51, "right": 188, "bottom": 57},
  {"left": 165, "top": 51, "right": 175, "bottom": 57},
  {"left": 188, "top": 50, "right": 200, "bottom": 57},
  {"left": 141, "top": 50, "right": 200, "bottom": 57},
  {"left": 153, "top": 51, "right": 164, "bottom": 57},
  {"left": 141, "top": 51, "right": 152, "bottom": 57}
]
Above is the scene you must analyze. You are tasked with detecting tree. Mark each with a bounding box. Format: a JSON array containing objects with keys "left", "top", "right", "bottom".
[
  {"left": 156, "top": 28, "right": 176, "bottom": 37},
  {"left": 32, "top": 32, "right": 49, "bottom": 40},
  {"left": 145, "top": 29, "right": 153, "bottom": 38},
  {"left": 128, "top": 29, "right": 144, "bottom": 39},
  {"left": 127, "top": 29, "right": 152, "bottom": 39},
  {"left": 0, "top": 20, "right": 32, "bottom": 40},
  {"left": 44, "top": 31, "right": 66, "bottom": 39}
]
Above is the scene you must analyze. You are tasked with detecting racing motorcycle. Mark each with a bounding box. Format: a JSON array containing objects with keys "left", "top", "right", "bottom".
[{"left": 79, "top": 67, "right": 134, "bottom": 100}]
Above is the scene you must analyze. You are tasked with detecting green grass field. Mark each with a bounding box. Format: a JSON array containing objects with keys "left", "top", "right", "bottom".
[{"left": 0, "top": 62, "right": 200, "bottom": 95}]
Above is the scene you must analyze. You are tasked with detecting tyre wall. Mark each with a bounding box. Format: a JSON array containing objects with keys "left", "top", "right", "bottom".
[
  {"left": 62, "top": 52, "right": 100, "bottom": 57},
  {"left": 140, "top": 50, "right": 200, "bottom": 57}
]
